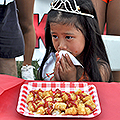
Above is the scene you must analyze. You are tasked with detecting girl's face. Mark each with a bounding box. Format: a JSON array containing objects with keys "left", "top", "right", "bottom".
[{"left": 50, "top": 23, "right": 85, "bottom": 57}]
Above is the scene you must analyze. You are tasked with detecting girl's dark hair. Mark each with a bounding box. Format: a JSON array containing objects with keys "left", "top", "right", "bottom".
[{"left": 38, "top": 0, "right": 112, "bottom": 82}]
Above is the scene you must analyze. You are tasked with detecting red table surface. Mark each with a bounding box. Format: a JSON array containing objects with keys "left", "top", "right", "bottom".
[{"left": 0, "top": 75, "right": 120, "bottom": 120}]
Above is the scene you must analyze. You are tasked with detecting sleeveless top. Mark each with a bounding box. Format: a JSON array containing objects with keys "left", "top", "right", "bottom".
[{"left": 102, "top": 0, "right": 112, "bottom": 3}]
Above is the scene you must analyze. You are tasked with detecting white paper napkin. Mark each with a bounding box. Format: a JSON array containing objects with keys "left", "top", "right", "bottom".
[{"left": 58, "top": 50, "right": 84, "bottom": 68}]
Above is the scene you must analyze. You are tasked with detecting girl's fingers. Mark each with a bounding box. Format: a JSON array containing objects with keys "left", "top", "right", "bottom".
[
  {"left": 65, "top": 53, "right": 74, "bottom": 67},
  {"left": 54, "top": 61, "right": 60, "bottom": 80},
  {"left": 60, "top": 53, "right": 74, "bottom": 69},
  {"left": 55, "top": 53, "right": 60, "bottom": 66},
  {"left": 55, "top": 51, "right": 59, "bottom": 57},
  {"left": 60, "top": 55, "right": 68, "bottom": 69}
]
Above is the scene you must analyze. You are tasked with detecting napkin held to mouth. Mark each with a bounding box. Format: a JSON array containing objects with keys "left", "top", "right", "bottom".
[{"left": 58, "top": 50, "right": 84, "bottom": 68}]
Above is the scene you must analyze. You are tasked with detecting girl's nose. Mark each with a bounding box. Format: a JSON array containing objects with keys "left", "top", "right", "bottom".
[{"left": 58, "top": 40, "right": 67, "bottom": 51}]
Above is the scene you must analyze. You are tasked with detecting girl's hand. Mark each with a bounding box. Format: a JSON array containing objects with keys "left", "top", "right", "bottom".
[
  {"left": 59, "top": 53, "right": 77, "bottom": 81},
  {"left": 55, "top": 52, "right": 77, "bottom": 81},
  {"left": 54, "top": 52, "right": 61, "bottom": 80}
]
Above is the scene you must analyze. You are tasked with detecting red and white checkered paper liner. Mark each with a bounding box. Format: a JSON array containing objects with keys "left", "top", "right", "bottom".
[{"left": 17, "top": 82, "right": 101, "bottom": 118}]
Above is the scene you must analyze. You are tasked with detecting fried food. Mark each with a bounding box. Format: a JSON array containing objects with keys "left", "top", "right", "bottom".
[{"left": 26, "top": 88, "right": 96, "bottom": 115}]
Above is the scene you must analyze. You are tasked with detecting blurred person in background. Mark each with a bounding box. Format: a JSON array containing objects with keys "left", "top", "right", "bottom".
[
  {"left": 91, "top": 0, "right": 120, "bottom": 82},
  {"left": 15, "top": 0, "right": 36, "bottom": 80},
  {"left": 0, "top": 0, "right": 24, "bottom": 77}
]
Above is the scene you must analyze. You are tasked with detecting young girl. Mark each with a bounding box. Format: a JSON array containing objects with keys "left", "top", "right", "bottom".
[{"left": 38, "top": 0, "right": 113, "bottom": 82}]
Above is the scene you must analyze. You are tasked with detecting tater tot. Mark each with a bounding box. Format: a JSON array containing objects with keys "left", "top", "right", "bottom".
[
  {"left": 71, "top": 93, "right": 77, "bottom": 101},
  {"left": 52, "top": 110, "right": 61, "bottom": 115},
  {"left": 26, "top": 92, "right": 34, "bottom": 103},
  {"left": 62, "top": 93, "right": 69, "bottom": 102},
  {"left": 65, "top": 107, "right": 77, "bottom": 115},
  {"left": 85, "top": 100, "right": 96, "bottom": 110},
  {"left": 42, "top": 90, "right": 53, "bottom": 98},
  {"left": 82, "top": 95, "right": 92, "bottom": 103},
  {"left": 37, "top": 106, "right": 45, "bottom": 115},
  {"left": 54, "top": 102, "right": 67, "bottom": 111},
  {"left": 27, "top": 102, "right": 37, "bottom": 112},
  {"left": 75, "top": 89, "right": 82, "bottom": 95},
  {"left": 77, "top": 103, "right": 86, "bottom": 115},
  {"left": 85, "top": 107, "right": 92, "bottom": 115}
]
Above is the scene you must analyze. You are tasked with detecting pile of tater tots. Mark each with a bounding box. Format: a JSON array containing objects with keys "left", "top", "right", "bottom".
[{"left": 26, "top": 88, "right": 96, "bottom": 115}]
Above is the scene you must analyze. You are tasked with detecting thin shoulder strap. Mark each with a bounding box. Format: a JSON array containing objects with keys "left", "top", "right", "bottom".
[{"left": 4, "top": 0, "right": 6, "bottom": 5}]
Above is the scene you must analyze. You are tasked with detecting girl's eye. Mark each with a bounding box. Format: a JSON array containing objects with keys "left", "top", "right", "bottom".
[
  {"left": 52, "top": 35, "right": 58, "bottom": 39},
  {"left": 65, "top": 36, "right": 73, "bottom": 40}
]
